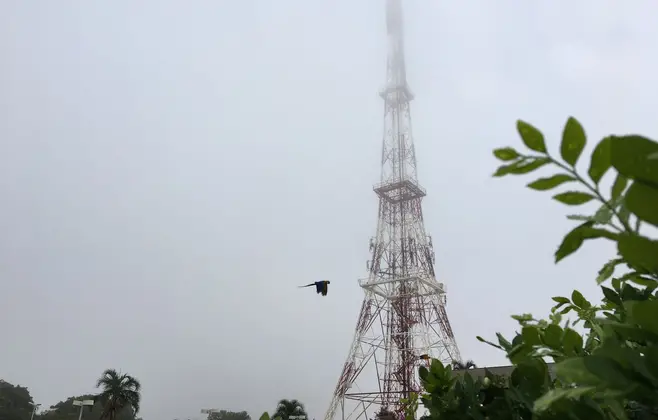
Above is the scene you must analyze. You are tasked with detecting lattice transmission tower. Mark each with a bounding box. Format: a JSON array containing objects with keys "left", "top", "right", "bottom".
[{"left": 324, "top": 2, "right": 461, "bottom": 420}]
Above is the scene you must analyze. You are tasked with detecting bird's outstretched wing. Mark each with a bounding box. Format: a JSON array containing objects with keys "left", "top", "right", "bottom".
[{"left": 299, "top": 281, "right": 329, "bottom": 296}]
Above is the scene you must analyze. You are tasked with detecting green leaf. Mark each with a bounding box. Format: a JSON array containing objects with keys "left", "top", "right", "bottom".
[
  {"left": 610, "top": 134, "right": 658, "bottom": 186},
  {"left": 554, "top": 222, "right": 618, "bottom": 263},
  {"left": 493, "top": 158, "right": 550, "bottom": 177},
  {"left": 511, "top": 313, "right": 533, "bottom": 322},
  {"left": 516, "top": 120, "right": 547, "bottom": 153},
  {"left": 617, "top": 234, "right": 658, "bottom": 275},
  {"left": 588, "top": 136, "right": 612, "bottom": 184},
  {"left": 496, "top": 333, "right": 513, "bottom": 351},
  {"left": 553, "top": 191, "right": 595, "bottom": 205},
  {"left": 560, "top": 117, "right": 587, "bottom": 167},
  {"left": 596, "top": 258, "right": 624, "bottom": 284},
  {"left": 555, "top": 357, "right": 601, "bottom": 385},
  {"left": 526, "top": 174, "right": 575, "bottom": 191},
  {"left": 476, "top": 335, "right": 504, "bottom": 350},
  {"left": 533, "top": 386, "right": 596, "bottom": 413},
  {"left": 559, "top": 305, "right": 574, "bottom": 315},
  {"left": 625, "top": 180, "right": 658, "bottom": 227},
  {"left": 259, "top": 413, "right": 270, "bottom": 420},
  {"left": 555, "top": 224, "right": 590, "bottom": 263},
  {"left": 611, "top": 173, "right": 628, "bottom": 200},
  {"left": 568, "top": 200, "right": 621, "bottom": 226},
  {"left": 617, "top": 200, "right": 631, "bottom": 226},
  {"left": 493, "top": 161, "right": 521, "bottom": 177},
  {"left": 493, "top": 147, "right": 520, "bottom": 161},
  {"left": 418, "top": 365, "right": 429, "bottom": 382},
  {"left": 552, "top": 303, "right": 568, "bottom": 311},
  {"left": 571, "top": 290, "right": 591, "bottom": 309},
  {"left": 621, "top": 282, "right": 644, "bottom": 302},
  {"left": 630, "top": 300, "right": 658, "bottom": 335},
  {"left": 601, "top": 286, "right": 622, "bottom": 306},
  {"left": 583, "top": 355, "right": 635, "bottom": 389},
  {"left": 566, "top": 214, "right": 592, "bottom": 222},
  {"left": 600, "top": 317, "right": 658, "bottom": 344},
  {"left": 643, "top": 347, "right": 658, "bottom": 380},
  {"left": 596, "top": 264, "right": 615, "bottom": 285},
  {"left": 627, "top": 275, "right": 658, "bottom": 288},
  {"left": 591, "top": 203, "right": 614, "bottom": 225},
  {"left": 510, "top": 158, "right": 551, "bottom": 175},
  {"left": 562, "top": 328, "right": 583, "bottom": 356},
  {"left": 542, "top": 324, "right": 563, "bottom": 349},
  {"left": 521, "top": 326, "right": 542, "bottom": 346},
  {"left": 507, "top": 343, "right": 534, "bottom": 364},
  {"left": 551, "top": 296, "right": 570, "bottom": 304}
]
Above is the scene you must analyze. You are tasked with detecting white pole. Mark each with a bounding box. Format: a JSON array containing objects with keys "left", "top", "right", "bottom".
[
  {"left": 30, "top": 404, "right": 40, "bottom": 420},
  {"left": 73, "top": 399, "right": 94, "bottom": 420}
]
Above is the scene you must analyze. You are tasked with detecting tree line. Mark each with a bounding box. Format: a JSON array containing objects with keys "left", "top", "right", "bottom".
[
  {"left": 204, "top": 399, "right": 309, "bottom": 420},
  {"left": 1, "top": 369, "right": 140, "bottom": 420},
  {"left": 1, "top": 367, "right": 310, "bottom": 420}
]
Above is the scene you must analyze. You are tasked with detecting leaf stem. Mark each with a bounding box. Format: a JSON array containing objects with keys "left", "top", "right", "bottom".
[{"left": 543, "top": 156, "right": 634, "bottom": 233}]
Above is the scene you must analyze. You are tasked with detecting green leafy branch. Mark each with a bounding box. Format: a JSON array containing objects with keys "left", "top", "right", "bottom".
[
  {"left": 416, "top": 117, "right": 658, "bottom": 420},
  {"left": 492, "top": 117, "right": 658, "bottom": 281}
]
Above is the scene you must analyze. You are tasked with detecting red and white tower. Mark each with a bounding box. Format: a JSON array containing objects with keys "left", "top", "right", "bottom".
[{"left": 324, "top": 2, "right": 461, "bottom": 420}]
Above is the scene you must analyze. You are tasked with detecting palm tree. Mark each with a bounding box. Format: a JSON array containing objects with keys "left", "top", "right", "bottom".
[
  {"left": 452, "top": 360, "right": 477, "bottom": 370},
  {"left": 95, "top": 369, "right": 141, "bottom": 420},
  {"left": 272, "top": 399, "right": 307, "bottom": 420}
]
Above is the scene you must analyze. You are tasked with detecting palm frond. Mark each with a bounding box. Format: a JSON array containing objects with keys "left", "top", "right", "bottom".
[{"left": 96, "top": 369, "right": 141, "bottom": 420}]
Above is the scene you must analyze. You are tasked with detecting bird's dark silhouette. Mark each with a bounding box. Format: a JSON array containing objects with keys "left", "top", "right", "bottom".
[{"left": 299, "top": 280, "right": 331, "bottom": 296}]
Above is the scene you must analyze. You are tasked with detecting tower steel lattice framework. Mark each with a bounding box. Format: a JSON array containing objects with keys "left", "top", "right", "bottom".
[{"left": 324, "top": 2, "right": 461, "bottom": 420}]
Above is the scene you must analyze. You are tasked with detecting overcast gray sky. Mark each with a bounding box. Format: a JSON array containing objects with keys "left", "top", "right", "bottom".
[{"left": 1, "top": 0, "right": 656, "bottom": 419}]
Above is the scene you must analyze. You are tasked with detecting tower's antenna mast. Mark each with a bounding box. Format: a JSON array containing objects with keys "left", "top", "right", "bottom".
[{"left": 324, "top": 1, "right": 461, "bottom": 420}]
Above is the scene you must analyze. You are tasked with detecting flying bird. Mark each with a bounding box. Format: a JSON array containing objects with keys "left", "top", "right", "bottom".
[{"left": 299, "top": 280, "right": 331, "bottom": 296}]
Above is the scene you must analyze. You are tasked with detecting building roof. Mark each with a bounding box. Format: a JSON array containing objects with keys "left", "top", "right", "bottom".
[{"left": 452, "top": 363, "right": 556, "bottom": 380}]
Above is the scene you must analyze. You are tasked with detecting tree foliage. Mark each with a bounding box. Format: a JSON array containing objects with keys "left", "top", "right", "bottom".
[
  {"left": 1, "top": 369, "right": 141, "bottom": 420},
  {"left": 1, "top": 369, "right": 256, "bottom": 420},
  {"left": 96, "top": 369, "right": 141, "bottom": 420},
  {"left": 416, "top": 117, "right": 658, "bottom": 419},
  {"left": 39, "top": 394, "right": 137, "bottom": 420},
  {"left": 451, "top": 360, "right": 477, "bottom": 371},
  {"left": 0, "top": 380, "right": 35, "bottom": 420},
  {"left": 272, "top": 399, "right": 307, "bottom": 420},
  {"left": 258, "top": 399, "right": 308, "bottom": 420}
]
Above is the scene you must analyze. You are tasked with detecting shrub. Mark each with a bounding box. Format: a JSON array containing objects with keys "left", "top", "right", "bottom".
[{"left": 417, "top": 117, "right": 658, "bottom": 419}]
